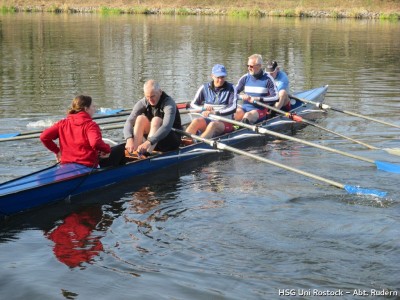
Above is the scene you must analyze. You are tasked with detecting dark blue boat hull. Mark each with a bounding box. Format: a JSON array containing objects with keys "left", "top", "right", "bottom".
[{"left": 0, "top": 86, "right": 328, "bottom": 216}]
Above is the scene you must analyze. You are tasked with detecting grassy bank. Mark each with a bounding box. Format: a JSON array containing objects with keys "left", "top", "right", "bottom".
[{"left": 1, "top": 0, "right": 400, "bottom": 19}]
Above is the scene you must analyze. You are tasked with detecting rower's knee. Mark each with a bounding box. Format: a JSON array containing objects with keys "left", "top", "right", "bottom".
[
  {"left": 151, "top": 116, "right": 163, "bottom": 127},
  {"left": 135, "top": 115, "right": 149, "bottom": 127},
  {"left": 234, "top": 109, "right": 244, "bottom": 121},
  {"left": 186, "top": 118, "right": 205, "bottom": 134}
]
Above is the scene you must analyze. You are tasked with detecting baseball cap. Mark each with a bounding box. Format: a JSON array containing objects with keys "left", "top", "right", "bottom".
[
  {"left": 265, "top": 61, "right": 278, "bottom": 72},
  {"left": 212, "top": 64, "right": 227, "bottom": 77}
]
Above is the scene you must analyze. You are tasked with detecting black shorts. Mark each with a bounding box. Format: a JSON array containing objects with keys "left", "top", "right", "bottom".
[{"left": 155, "top": 130, "right": 182, "bottom": 152}]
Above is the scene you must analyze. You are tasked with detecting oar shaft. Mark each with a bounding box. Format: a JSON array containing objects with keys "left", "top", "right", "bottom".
[
  {"left": 0, "top": 103, "right": 191, "bottom": 141},
  {"left": 290, "top": 95, "right": 400, "bottom": 129},
  {"left": 253, "top": 100, "right": 379, "bottom": 150},
  {"left": 173, "top": 128, "right": 387, "bottom": 197},
  {"left": 0, "top": 123, "right": 127, "bottom": 142},
  {"left": 174, "top": 129, "right": 345, "bottom": 189},
  {"left": 0, "top": 133, "right": 40, "bottom": 141},
  {"left": 0, "top": 109, "right": 195, "bottom": 142},
  {"left": 218, "top": 142, "right": 345, "bottom": 189},
  {"left": 208, "top": 114, "right": 375, "bottom": 165},
  {"left": 332, "top": 108, "right": 400, "bottom": 129},
  {"left": 93, "top": 111, "right": 131, "bottom": 120}
]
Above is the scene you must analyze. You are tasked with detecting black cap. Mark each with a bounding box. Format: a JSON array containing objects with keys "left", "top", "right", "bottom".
[{"left": 265, "top": 61, "right": 278, "bottom": 72}]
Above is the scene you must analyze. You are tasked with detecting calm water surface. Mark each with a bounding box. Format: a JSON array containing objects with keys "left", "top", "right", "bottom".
[{"left": 0, "top": 14, "right": 399, "bottom": 299}]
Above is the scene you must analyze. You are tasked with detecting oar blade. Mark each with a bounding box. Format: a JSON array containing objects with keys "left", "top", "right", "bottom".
[
  {"left": 96, "top": 108, "right": 124, "bottom": 115},
  {"left": 383, "top": 148, "right": 400, "bottom": 157},
  {"left": 344, "top": 185, "right": 387, "bottom": 198},
  {"left": 0, "top": 133, "right": 20, "bottom": 139},
  {"left": 375, "top": 160, "right": 400, "bottom": 174}
]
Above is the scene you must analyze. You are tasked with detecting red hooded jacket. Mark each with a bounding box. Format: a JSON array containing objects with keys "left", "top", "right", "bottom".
[{"left": 40, "top": 111, "right": 111, "bottom": 167}]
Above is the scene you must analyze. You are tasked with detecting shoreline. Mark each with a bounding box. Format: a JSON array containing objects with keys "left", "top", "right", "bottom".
[{"left": 1, "top": 1, "right": 399, "bottom": 20}]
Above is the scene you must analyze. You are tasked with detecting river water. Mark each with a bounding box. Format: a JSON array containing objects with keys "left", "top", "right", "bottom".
[{"left": 0, "top": 13, "right": 399, "bottom": 299}]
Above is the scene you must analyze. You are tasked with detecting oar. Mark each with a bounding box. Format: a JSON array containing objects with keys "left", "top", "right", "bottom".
[
  {"left": 250, "top": 99, "right": 400, "bottom": 157},
  {"left": 204, "top": 113, "right": 400, "bottom": 174},
  {"left": 0, "top": 122, "right": 127, "bottom": 142},
  {"left": 289, "top": 94, "right": 400, "bottom": 130},
  {"left": 0, "top": 109, "right": 130, "bottom": 140},
  {"left": 173, "top": 128, "right": 387, "bottom": 198},
  {"left": 0, "top": 103, "right": 192, "bottom": 141},
  {"left": 0, "top": 118, "right": 128, "bottom": 142},
  {"left": 96, "top": 102, "right": 189, "bottom": 116},
  {"left": 1, "top": 112, "right": 194, "bottom": 142},
  {"left": 93, "top": 110, "right": 131, "bottom": 120}
]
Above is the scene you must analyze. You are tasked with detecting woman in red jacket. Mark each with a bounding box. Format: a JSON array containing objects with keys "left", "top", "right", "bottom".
[{"left": 40, "top": 95, "right": 111, "bottom": 168}]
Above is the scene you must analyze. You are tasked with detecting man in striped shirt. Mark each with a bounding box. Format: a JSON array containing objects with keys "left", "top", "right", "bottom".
[{"left": 234, "top": 54, "right": 279, "bottom": 124}]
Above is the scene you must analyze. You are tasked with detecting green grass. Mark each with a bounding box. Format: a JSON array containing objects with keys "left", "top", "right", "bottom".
[
  {"left": 379, "top": 12, "right": 400, "bottom": 20},
  {"left": 0, "top": 0, "right": 398, "bottom": 19},
  {"left": 1, "top": 5, "right": 17, "bottom": 13},
  {"left": 99, "top": 7, "right": 124, "bottom": 15}
]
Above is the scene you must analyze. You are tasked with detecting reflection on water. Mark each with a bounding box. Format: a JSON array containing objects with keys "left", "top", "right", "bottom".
[
  {"left": 123, "top": 187, "right": 162, "bottom": 241},
  {"left": 45, "top": 206, "right": 105, "bottom": 268}
]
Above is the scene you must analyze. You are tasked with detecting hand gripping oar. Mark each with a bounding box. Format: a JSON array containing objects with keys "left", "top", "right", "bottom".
[
  {"left": 289, "top": 94, "right": 400, "bottom": 130},
  {"left": 250, "top": 99, "right": 400, "bottom": 157},
  {"left": 204, "top": 114, "right": 400, "bottom": 174},
  {"left": 173, "top": 128, "right": 387, "bottom": 198}
]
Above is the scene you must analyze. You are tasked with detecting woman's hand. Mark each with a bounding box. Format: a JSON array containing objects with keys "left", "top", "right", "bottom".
[{"left": 55, "top": 152, "right": 61, "bottom": 163}]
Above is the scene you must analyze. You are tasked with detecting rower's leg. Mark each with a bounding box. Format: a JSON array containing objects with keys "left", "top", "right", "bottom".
[
  {"left": 234, "top": 107, "right": 245, "bottom": 121},
  {"left": 274, "top": 90, "right": 290, "bottom": 110},
  {"left": 133, "top": 115, "right": 150, "bottom": 150},
  {"left": 186, "top": 118, "right": 207, "bottom": 135},
  {"left": 147, "top": 117, "right": 163, "bottom": 152},
  {"left": 243, "top": 110, "right": 259, "bottom": 124},
  {"left": 201, "top": 121, "right": 225, "bottom": 139},
  {"left": 100, "top": 143, "right": 127, "bottom": 167}
]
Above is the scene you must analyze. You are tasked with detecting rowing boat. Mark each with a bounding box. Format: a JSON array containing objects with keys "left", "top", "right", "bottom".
[{"left": 0, "top": 85, "right": 328, "bottom": 217}]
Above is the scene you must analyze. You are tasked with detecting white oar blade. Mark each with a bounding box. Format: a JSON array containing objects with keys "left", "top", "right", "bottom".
[{"left": 383, "top": 148, "right": 400, "bottom": 157}]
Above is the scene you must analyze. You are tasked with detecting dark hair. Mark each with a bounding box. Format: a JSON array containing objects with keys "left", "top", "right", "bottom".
[{"left": 68, "top": 95, "right": 92, "bottom": 114}]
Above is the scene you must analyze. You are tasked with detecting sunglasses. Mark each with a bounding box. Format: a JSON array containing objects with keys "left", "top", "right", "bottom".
[{"left": 247, "top": 64, "right": 260, "bottom": 69}]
